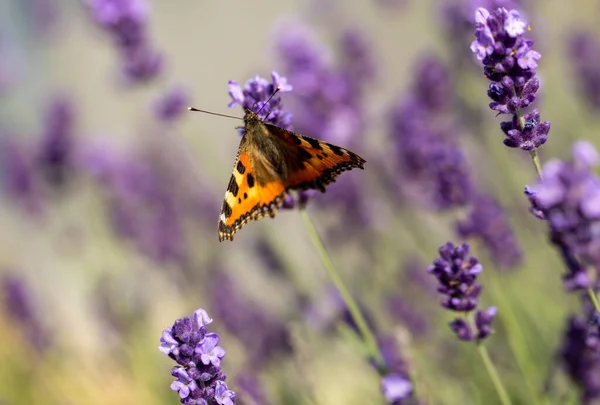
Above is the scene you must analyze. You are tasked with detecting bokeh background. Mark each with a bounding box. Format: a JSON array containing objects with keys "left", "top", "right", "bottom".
[{"left": 1, "top": 0, "right": 600, "bottom": 404}]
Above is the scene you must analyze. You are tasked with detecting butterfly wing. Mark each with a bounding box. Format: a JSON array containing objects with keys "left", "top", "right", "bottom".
[
  {"left": 264, "top": 123, "right": 366, "bottom": 192},
  {"left": 218, "top": 144, "right": 288, "bottom": 242}
]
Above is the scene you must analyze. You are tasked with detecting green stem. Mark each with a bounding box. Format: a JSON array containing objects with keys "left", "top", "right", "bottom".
[
  {"left": 587, "top": 287, "right": 600, "bottom": 312},
  {"left": 529, "top": 149, "right": 543, "bottom": 180},
  {"left": 477, "top": 344, "right": 513, "bottom": 405},
  {"left": 299, "top": 208, "right": 385, "bottom": 369}
]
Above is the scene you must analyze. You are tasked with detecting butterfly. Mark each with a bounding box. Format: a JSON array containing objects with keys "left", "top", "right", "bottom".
[{"left": 218, "top": 109, "right": 366, "bottom": 242}]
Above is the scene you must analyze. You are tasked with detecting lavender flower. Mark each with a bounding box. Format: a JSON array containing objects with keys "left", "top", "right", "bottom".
[
  {"left": 275, "top": 24, "right": 374, "bottom": 147},
  {"left": 159, "top": 308, "right": 236, "bottom": 405},
  {"left": 2, "top": 273, "right": 50, "bottom": 352},
  {"left": 569, "top": 31, "right": 600, "bottom": 109},
  {"left": 428, "top": 242, "right": 497, "bottom": 341},
  {"left": 560, "top": 316, "right": 600, "bottom": 404},
  {"left": 85, "top": 0, "right": 163, "bottom": 84},
  {"left": 79, "top": 143, "right": 189, "bottom": 265},
  {"left": 235, "top": 374, "right": 273, "bottom": 405},
  {"left": 227, "top": 71, "right": 293, "bottom": 130},
  {"left": 209, "top": 273, "right": 291, "bottom": 368},
  {"left": 390, "top": 55, "right": 474, "bottom": 210},
  {"left": 0, "top": 137, "right": 40, "bottom": 214},
  {"left": 457, "top": 193, "right": 523, "bottom": 269},
  {"left": 37, "top": 96, "right": 74, "bottom": 187},
  {"left": 378, "top": 335, "right": 414, "bottom": 404},
  {"left": 471, "top": 7, "right": 550, "bottom": 150},
  {"left": 154, "top": 85, "right": 190, "bottom": 123},
  {"left": 525, "top": 141, "right": 600, "bottom": 283}
]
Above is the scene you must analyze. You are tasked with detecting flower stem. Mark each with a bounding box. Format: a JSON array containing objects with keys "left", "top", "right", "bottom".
[
  {"left": 477, "top": 343, "right": 513, "bottom": 405},
  {"left": 299, "top": 208, "right": 385, "bottom": 369},
  {"left": 587, "top": 287, "right": 600, "bottom": 312},
  {"left": 529, "top": 149, "right": 543, "bottom": 180}
]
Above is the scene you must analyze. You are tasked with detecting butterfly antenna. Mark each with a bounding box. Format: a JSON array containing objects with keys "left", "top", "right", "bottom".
[
  {"left": 254, "top": 87, "right": 281, "bottom": 118},
  {"left": 188, "top": 107, "right": 243, "bottom": 121}
]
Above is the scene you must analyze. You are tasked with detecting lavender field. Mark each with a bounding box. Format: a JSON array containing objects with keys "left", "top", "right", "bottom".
[{"left": 1, "top": 1, "right": 599, "bottom": 404}]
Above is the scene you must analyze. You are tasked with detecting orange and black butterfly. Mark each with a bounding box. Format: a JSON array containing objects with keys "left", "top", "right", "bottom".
[{"left": 212, "top": 109, "right": 365, "bottom": 241}]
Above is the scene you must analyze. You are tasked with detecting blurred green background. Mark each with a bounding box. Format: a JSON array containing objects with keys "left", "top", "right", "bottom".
[{"left": 1, "top": 1, "right": 600, "bottom": 404}]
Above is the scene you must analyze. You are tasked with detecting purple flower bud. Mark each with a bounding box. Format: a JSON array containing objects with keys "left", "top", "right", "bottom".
[
  {"left": 154, "top": 85, "right": 190, "bottom": 122},
  {"left": 450, "top": 318, "right": 474, "bottom": 341},
  {"left": 475, "top": 306, "right": 497, "bottom": 340}
]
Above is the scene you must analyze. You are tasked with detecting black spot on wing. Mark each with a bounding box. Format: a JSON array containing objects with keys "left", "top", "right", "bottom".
[
  {"left": 227, "top": 175, "right": 239, "bottom": 197},
  {"left": 237, "top": 160, "right": 246, "bottom": 174},
  {"left": 328, "top": 143, "right": 345, "bottom": 156},
  {"left": 247, "top": 173, "right": 255, "bottom": 188},
  {"left": 288, "top": 134, "right": 302, "bottom": 145},
  {"left": 243, "top": 192, "right": 248, "bottom": 199},
  {"left": 298, "top": 147, "right": 312, "bottom": 161},
  {"left": 305, "top": 137, "right": 323, "bottom": 150},
  {"left": 222, "top": 200, "right": 233, "bottom": 218}
]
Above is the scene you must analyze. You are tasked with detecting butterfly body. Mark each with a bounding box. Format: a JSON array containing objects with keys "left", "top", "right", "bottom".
[{"left": 218, "top": 109, "right": 365, "bottom": 242}]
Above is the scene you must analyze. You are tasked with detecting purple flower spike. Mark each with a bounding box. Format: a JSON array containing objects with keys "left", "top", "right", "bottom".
[
  {"left": 159, "top": 308, "right": 235, "bottom": 405},
  {"left": 560, "top": 316, "right": 600, "bottom": 403},
  {"left": 227, "top": 72, "right": 293, "bottom": 130},
  {"left": 85, "top": 0, "right": 163, "bottom": 85},
  {"left": 377, "top": 335, "right": 415, "bottom": 403},
  {"left": 429, "top": 243, "right": 497, "bottom": 342},
  {"left": 472, "top": 7, "right": 550, "bottom": 150},
  {"left": 38, "top": 96, "right": 75, "bottom": 187},
  {"left": 569, "top": 31, "right": 600, "bottom": 109},
  {"left": 526, "top": 140, "right": 600, "bottom": 279},
  {"left": 428, "top": 242, "right": 483, "bottom": 312}
]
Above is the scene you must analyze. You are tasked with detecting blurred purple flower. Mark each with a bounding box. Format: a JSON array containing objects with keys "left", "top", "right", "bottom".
[
  {"left": 79, "top": 143, "right": 189, "bottom": 265},
  {"left": 275, "top": 24, "right": 375, "bottom": 147},
  {"left": 154, "top": 85, "right": 190, "bottom": 123},
  {"left": 85, "top": 0, "right": 163, "bottom": 84},
  {"left": 227, "top": 71, "right": 293, "bottom": 130},
  {"left": 253, "top": 239, "right": 285, "bottom": 275},
  {"left": 1, "top": 273, "right": 51, "bottom": 352},
  {"left": 37, "top": 96, "right": 75, "bottom": 187},
  {"left": 560, "top": 315, "right": 600, "bottom": 404},
  {"left": 210, "top": 273, "right": 292, "bottom": 368},
  {"left": 471, "top": 7, "right": 549, "bottom": 150},
  {"left": 386, "top": 296, "right": 428, "bottom": 337},
  {"left": 159, "top": 308, "right": 236, "bottom": 405},
  {"left": 526, "top": 141, "right": 600, "bottom": 274},
  {"left": 428, "top": 242, "right": 497, "bottom": 342},
  {"left": 0, "top": 137, "right": 41, "bottom": 214},
  {"left": 377, "top": 335, "right": 414, "bottom": 403},
  {"left": 569, "top": 31, "right": 600, "bottom": 110},
  {"left": 390, "top": 55, "right": 474, "bottom": 210},
  {"left": 457, "top": 193, "right": 523, "bottom": 269},
  {"left": 235, "top": 374, "right": 273, "bottom": 405}
]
